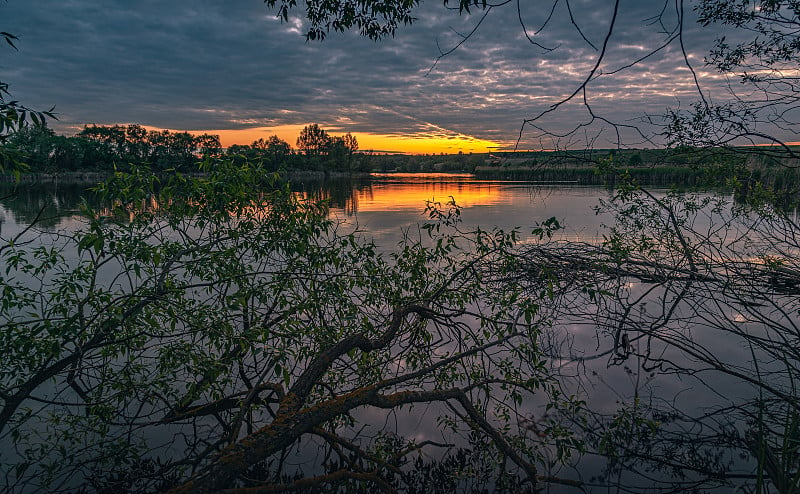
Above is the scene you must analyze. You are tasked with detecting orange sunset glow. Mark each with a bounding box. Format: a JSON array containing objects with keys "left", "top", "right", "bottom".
[
  {"left": 345, "top": 176, "right": 505, "bottom": 212},
  {"left": 179, "top": 125, "right": 505, "bottom": 154}
]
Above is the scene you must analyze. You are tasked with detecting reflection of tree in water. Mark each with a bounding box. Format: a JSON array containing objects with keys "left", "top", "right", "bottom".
[
  {"left": 0, "top": 178, "right": 376, "bottom": 229},
  {"left": 287, "top": 175, "right": 374, "bottom": 216},
  {"left": 0, "top": 184, "right": 96, "bottom": 229}
]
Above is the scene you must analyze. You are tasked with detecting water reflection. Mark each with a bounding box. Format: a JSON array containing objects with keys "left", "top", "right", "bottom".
[
  {"left": 287, "top": 173, "right": 507, "bottom": 215},
  {"left": 0, "top": 175, "right": 613, "bottom": 245},
  {"left": 356, "top": 173, "right": 504, "bottom": 211},
  {"left": 0, "top": 183, "right": 95, "bottom": 230}
]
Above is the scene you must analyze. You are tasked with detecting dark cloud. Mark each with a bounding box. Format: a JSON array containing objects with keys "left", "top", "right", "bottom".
[{"left": 0, "top": 0, "right": 775, "bottom": 150}]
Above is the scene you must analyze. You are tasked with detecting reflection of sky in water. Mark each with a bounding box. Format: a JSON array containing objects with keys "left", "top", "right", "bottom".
[{"left": 329, "top": 176, "right": 614, "bottom": 247}]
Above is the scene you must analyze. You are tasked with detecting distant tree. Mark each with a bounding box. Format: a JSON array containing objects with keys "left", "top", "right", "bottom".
[
  {"left": 6, "top": 125, "right": 55, "bottom": 164},
  {"left": 6, "top": 125, "right": 118, "bottom": 172},
  {"left": 78, "top": 124, "right": 127, "bottom": 155},
  {"left": 250, "top": 137, "right": 266, "bottom": 150},
  {"left": 74, "top": 124, "right": 221, "bottom": 170},
  {"left": 47, "top": 134, "right": 87, "bottom": 171},
  {"left": 296, "top": 123, "right": 330, "bottom": 156},
  {"left": 150, "top": 130, "right": 197, "bottom": 170},
  {"left": 224, "top": 143, "right": 259, "bottom": 167},
  {"left": 265, "top": 135, "right": 291, "bottom": 160},
  {"left": 195, "top": 133, "right": 222, "bottom": 158},
  {"left": 343, "top": 131, "right": 358, "bottom": 155},
  {"left": 253, "top": 135, "right": 292, "bottom": 164},
  {"left": 124, "top": 124, "right": 149, "bottom": 161},
  {"left": 226, "top": 143, "right": 254, "bottom": 156},
  {"left": 323, "top": 135, "right": 348, "bottom": 162}
]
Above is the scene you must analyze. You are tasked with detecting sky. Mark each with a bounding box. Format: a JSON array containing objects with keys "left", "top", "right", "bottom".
[{"left": 0, "top": 0, "right": 774, "bottom": 153}]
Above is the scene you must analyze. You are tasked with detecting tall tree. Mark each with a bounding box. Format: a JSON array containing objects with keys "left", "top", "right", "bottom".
[
  {"left": 344, "top": 131, "right": 358, "bottom": 155},
  {"left": 253, "top": 134, "right": 292, "bottom": 162},
  {"left": 195, "top": 133, "right": 222, "bottom": 157},
  {"left": 264, "top": 134, "right": 291, "bottom": 164},
  {"left": 124, "top": 124, "right": 149, "bottom": 161},
  {"left": 296, "top": 123, "right": 330, "bottom": 156}
]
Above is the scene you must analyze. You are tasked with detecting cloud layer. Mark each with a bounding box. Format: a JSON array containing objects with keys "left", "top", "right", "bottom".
[{"left": 0, "top": 0, "right": 775, "bottom": 151}]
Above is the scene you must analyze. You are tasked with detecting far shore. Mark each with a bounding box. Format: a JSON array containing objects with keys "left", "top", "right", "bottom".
[{"left": 0, "top": 170, "right": 372, "bottom": 185}]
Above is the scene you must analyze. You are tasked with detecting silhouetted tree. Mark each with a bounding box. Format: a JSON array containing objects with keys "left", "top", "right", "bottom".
[
  {"left": 253, "top": 135, "right": 292, "bottom": 167},
  {"left": 296, "top": 123, "right": 330, "bottom": 156},
  {"left": 344, "top": 131, "right": 358, "bottom": 155},
  {"left": 195, "top": 133, "right": 223, "bottom": 158}
]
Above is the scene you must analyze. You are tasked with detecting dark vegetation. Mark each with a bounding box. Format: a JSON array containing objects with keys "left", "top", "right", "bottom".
[
  {"left": 5, "top": 0, "right": 800, "bottom": 493},
  {"left": 2, "top": 123, "right": 362, "bottom": 174}
]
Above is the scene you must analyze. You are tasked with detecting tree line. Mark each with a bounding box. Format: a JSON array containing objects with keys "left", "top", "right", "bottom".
[
  {"left": 3, "top": 122, "right": 496, "bottom": 175},
  {"left": 2, "top": 123, "right": 364, "bottom": 174}
]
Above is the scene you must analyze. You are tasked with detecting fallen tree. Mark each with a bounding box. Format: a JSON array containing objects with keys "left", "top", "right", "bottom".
[{"left": 0, "top": 164, "right": 587, "bottom": 493}]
